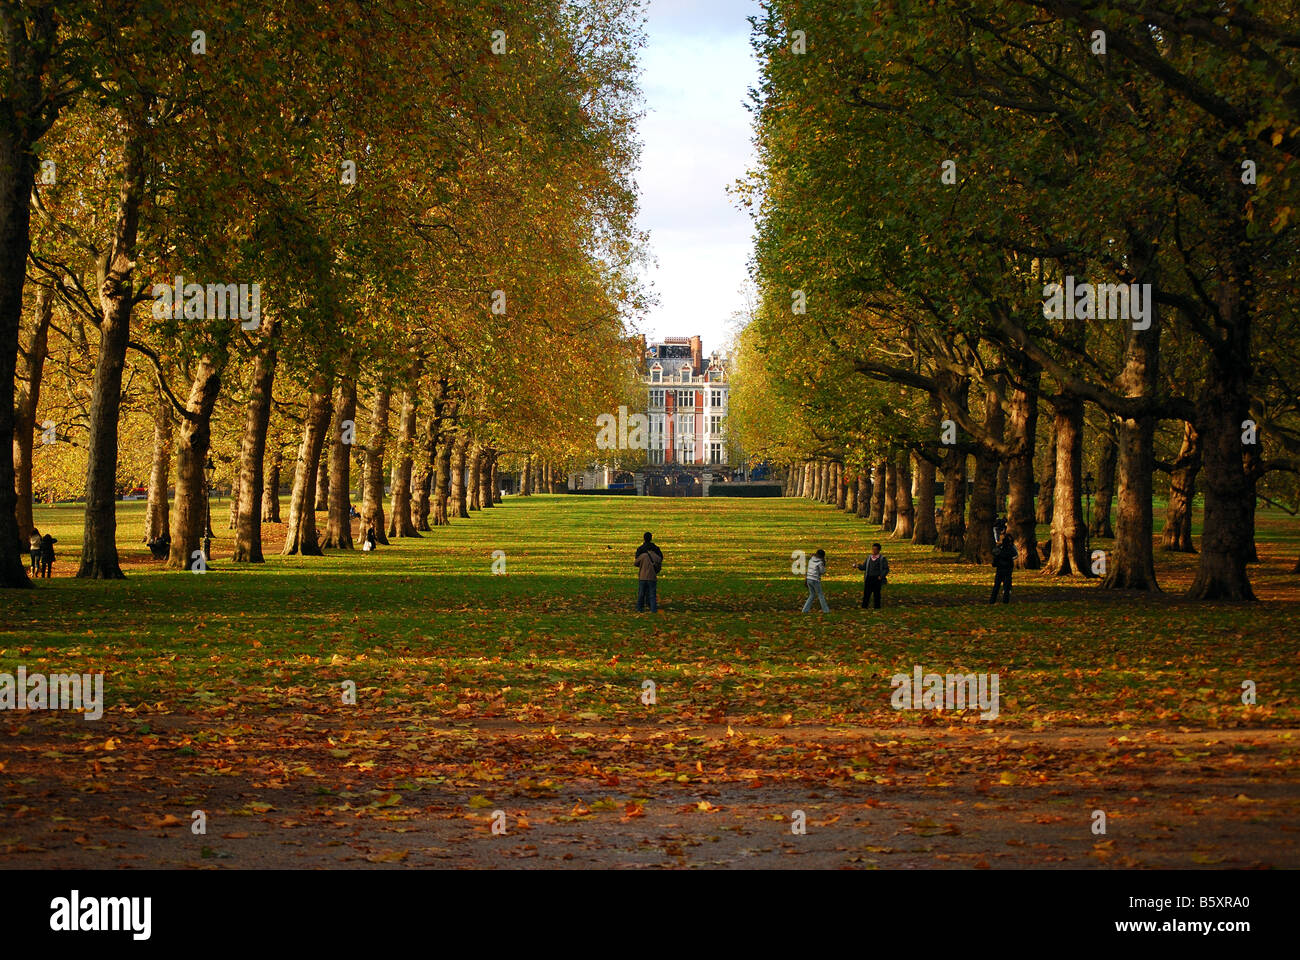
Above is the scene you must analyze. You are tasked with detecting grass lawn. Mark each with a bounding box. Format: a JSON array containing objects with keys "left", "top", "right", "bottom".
[{"left": 2, "top": 494, "right": 1297, "bottom": 868}]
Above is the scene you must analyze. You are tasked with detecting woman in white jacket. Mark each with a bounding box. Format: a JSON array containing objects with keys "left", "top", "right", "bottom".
[{"left": 802, "top": 549, "right": 829, "bottom": 613}]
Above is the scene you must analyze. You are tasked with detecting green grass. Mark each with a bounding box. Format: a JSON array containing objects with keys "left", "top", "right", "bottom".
[{"left": 4, "top": 494, "right": 1298, "bottom": 729}]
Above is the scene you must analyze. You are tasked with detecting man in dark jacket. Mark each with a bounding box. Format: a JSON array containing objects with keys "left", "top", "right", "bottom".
[
  {"left": 634, "top": 532, "right": 662, "bottom": 612},
  {"left": 856, "top": 542, "right": 889, "bottom": 609},
  {"left": 990, "top": 535, "right": 1018, "bottom": 603}
]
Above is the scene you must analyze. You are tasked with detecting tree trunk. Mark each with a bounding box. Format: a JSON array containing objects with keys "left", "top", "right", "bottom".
[
  {"left": 834, "top": 462, "right": 847, "bottom": 509},
  {"left": 262, "top": 442, "right": 282, "bottom": 523},
  {"left": 912, "top": 455, "right": 938, "bottom": 545},
  {"left": 519, "top": 456, "right": 532, "bottom": 497},
  {"left": 1090, "top": 419, "right": 1117, "bottom": 539},
  {"left": 1036, "top": 418, "right": 1056, "bottom": 524},
  {"left": 937, "top": 446, "right": 966, "bottom": 551},
  {"left": 1187, "top": 266, "right": 1255, "bottom": 598},
  {"left": 314, "top": 433, "right": 331, "bottom": 512},
  {"left": 962, "top": 387, "right": 1005, "bottom": 564},
  {"left": 0, "top": 16, "right": 59, "bottom": 588},
  {"left": 232, "top": 327, "right": 278, "bottom": 562},
  {"left": 1006, "top": 372, "right": 1040, "bottom": 568},
  {"left": 388, "top": 386, "right": 420, "bottom": 537},
  {"left": 468, "top": 441, "right": 483, "bottom": 511},
  {"left": 893, "top": 452, "right": 914, "bottom": 539},
  {"left": 322, "top": 376, "right": 357, "bottom": 550},
  {"left": 227, "top": 474, "right": 240, "bottom": 530},
  {"left": 77, "top": 125, "right": 147, "bottom": 581},
  {"left": 869, "top": 461, "right": 886, "bottom": 524},
  {"left": 995, "top": 462, "right": 1009, "bottom": 517},
  {"left": 413, "top": 380, "right": 447, "bottom": 530},
  {"left": 856, "top": 472, "right": 870, "bottom": 518},
  {"left": 450, "top": 431, "right": 470, "bottom": 518},
  {"left": 480, "top": 448, "right": 496, "bottom": 508},
  {"left": 844, "top": 471, "right": 857, "bottom": 513},
  {"left": 1046, "top": 395, "right": 1090, "bottom": 576},
  {"left": 361, "top": 387, "right": 391, "bottom": 545},
  {"left": 1101, "top": 236, "right": 1161, "bottom": 591},
  {"left": 1161, "top": 420, "right": 1199, "bottom": 553},
  {"left": 491, "top": 455, "right": 501, "bottom": 503},
  {"left": 882, "top": 458, "right": 898, "bottom": 531},
  {"left": 143, "top": 381, "right": 172, "bottom": 544},
  {"left": 14, "top": 284, "right": 51, "bottom": 546},
  {"left": 166, "top": 357, "right": 223, "bottom": 569},
  {"left": 282, "top": 386, "right": 332, "bottom": 556}
]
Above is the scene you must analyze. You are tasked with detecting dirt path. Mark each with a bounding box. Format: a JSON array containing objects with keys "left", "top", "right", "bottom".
[{"left": 3, "top": 717, "right": 1296, "bottom": 868}]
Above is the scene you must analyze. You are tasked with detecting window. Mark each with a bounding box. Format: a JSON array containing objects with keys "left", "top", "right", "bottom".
[
  {"left": 711, "top": 389, "right": 723, "bottom": 406},
  {"left": 677, "top": 414, "right": 692, "bottom": 434},
  {"left": 681, "top": 364, "right": 692, "bottom": 381},
  {"left": 676, "top": 389, "right": 694, "bottom": 409},
  {"left": 710, "top": 442, "right": 722, "bottom": 464},
  {"left": 710, "top": 415, "right": 722, "bottom": 433},
  {"left": 651, "top": 364, "right": 662, "bottom": 383},
  {"left": 677, "top": 440, "right": 692, "bottom": 463},
  {"left": 650, "top": 388, "right": 664, "bottom": 408}
]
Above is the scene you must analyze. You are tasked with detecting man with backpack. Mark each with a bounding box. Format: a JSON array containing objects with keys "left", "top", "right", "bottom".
[{"left": 634, "top": 532, "right": 662, "bottom": 613}]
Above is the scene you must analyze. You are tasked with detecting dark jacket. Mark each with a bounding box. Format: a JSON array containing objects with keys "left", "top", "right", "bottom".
[
  {"left": 39, "top": 534, "right": 57, "bottom": 560},
  {"left": 636, "top": 542, "right": 663, "bottom": 562},
  {"left": 992, "top": 540, "right": 1018, "bottom": 571},
  {"left": 857, "top": 554, "right": 889, "bottom": 579}
]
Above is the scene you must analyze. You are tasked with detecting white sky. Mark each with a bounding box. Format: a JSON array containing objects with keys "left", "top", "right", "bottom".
[{"left": 633, "top": 0, "right": 761, "bottom": 356}]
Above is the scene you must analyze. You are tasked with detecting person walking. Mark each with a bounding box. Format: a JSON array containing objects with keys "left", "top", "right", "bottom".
[
  {"left": 990, "top": 533, "right": 1018, "bottom": 603},
  {"left": 634, "top": 532, "right": 662, "bottom": 612},
  {"left": 801, "top": 548, "right": 829, "bottom": 613},
  {"left": 856, "top": 542, "right": 889, "bottom": 609}
]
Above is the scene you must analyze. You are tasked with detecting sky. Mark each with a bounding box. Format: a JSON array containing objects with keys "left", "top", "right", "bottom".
[{"left": 632, "top": 0, "right": 762, "bottom": 356}]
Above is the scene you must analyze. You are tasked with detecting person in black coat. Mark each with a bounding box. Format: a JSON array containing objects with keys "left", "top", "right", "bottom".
[
  {"left": 990, "top": 535, "right": 1018, "bottom": 603},
  {"left": 856, "top": 542, "right": 890, "bottom": 609},
  {"left": 38, "top": 534, "right": 58, "bottom": 578}
]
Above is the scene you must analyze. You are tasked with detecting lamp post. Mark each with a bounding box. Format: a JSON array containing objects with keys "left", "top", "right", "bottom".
[
  {"left": 1082, "top": 470, "right": 1095, "bottom": 554},
  {"left": 203, "top": 455, "right": 216, "bottom": 563}
]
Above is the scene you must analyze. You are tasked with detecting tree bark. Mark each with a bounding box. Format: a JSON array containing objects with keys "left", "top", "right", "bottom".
[
  {"left": 232, "top": 327, "right": 278, "bottom": 562},
  {"left": 1036, "top": 418, "right": 1056, "bottom": 524},
  {"left": 962, "top": 386, "right": 1005, "bottom": 565},
  {"left": 844, "top": 470, "right": 857, "bottom": 513},
  {"left": 1006, "top": 372, "right": 1040, "bottom": 568},
  {"left": 314, "top": 433, "right": 331, "bottom": 512},
  {"left": 479, "top": 448, "right": 496, "bottom": 508},
  {"left": 450, "top": 430, "right": 470, "bottom": 518},
  {"left": 834, "top": 461, "right": 847, "bottom": 509},
  {"left": 143, "top": 380, "right": 172, "bottom": 544},
  {"left": 1046, "top": 394, "right": 1090, "bottom": 576},
  {"left": 14, "top": 284, "right": 51, "bottom": 545},
  {"left": 937, "top": 446, "right": 967, "bottom": 552},
  {"left": 893, "top": 452, "right": 914, "bottom": 539},
  {"left": 1161, "top": 420, "right": 1199, "bottom": 553},
  {"left": 361, "top": 387, "right": 391, "bottom": 545},
  {"left": 322, "top": 376, "right": 357, "bottom": 550},
  {"left": 388, "top": 385, "right": 420, "bottom": 536},
  {"left": 77, "top": 124, "right": 147, "bottom": 581},
  {"left": 912, "top": 455, "right": 938, "bottom": 545},
  {"left": 868, "top": 461, "right": 886, "bottom": 524},
  {"left": 413, "top": 379, "right": 447, "bottom": 530},
  {"left": 491, "top": 455, "right": 501, "bottom": 503},
  {"left": 282, "top": 385, "right": 332, "bottom": 556},
  {"left": 227, "top": 474, "right": 240, "bottom": 530},
  {"left": 856, "top": 471, "right": 870, "bottom": 518},
  {"left": 166, "top": 357, "right": 223, "bottom": 569},
  {"left": 467, "top": 440, "right": 483, "bottom": 511},
  {"left": 882, "top": 458, "right": 898, "bottom": 531},
  {"left": 262, "top": 441, "right": 282, "bottom": 523},
  {"left": 519, "top": 456, "right": 532, "bottom": 497},
  {"left": 1091, "top": 418, "right": 1117, "bottom": 539},
  {"left": 0, "top": 11, "right": 59, "bottom": 588}
]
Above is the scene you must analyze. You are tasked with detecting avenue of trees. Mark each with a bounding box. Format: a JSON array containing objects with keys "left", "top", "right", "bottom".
[
  {"left": 730, "top": 0, "right": 1300, "bottom": 600},
  {"left": 3, "top": 0, "right": 647, "bottom": 588}
]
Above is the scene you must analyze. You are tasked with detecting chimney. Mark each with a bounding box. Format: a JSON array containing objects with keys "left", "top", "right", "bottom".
[{"left": 690, "top": 336, "right": 702, "bottom": 376}]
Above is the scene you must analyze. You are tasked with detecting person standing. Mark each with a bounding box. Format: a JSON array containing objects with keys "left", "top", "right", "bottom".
[
  {"left": 28, "top": 527, "right": 42, "bottom": 574},
  {"left": 634, "top": 532, "right": 662, "bottom": 612},
  {"left": 856, "top": 542, "right": 889, "bottom": 609},
  {"left": 801, "top": 548, "right": 829, "bottom": 613},
  {"left": 990, "top": 534, "right": 1018, "bottom": 603}
]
